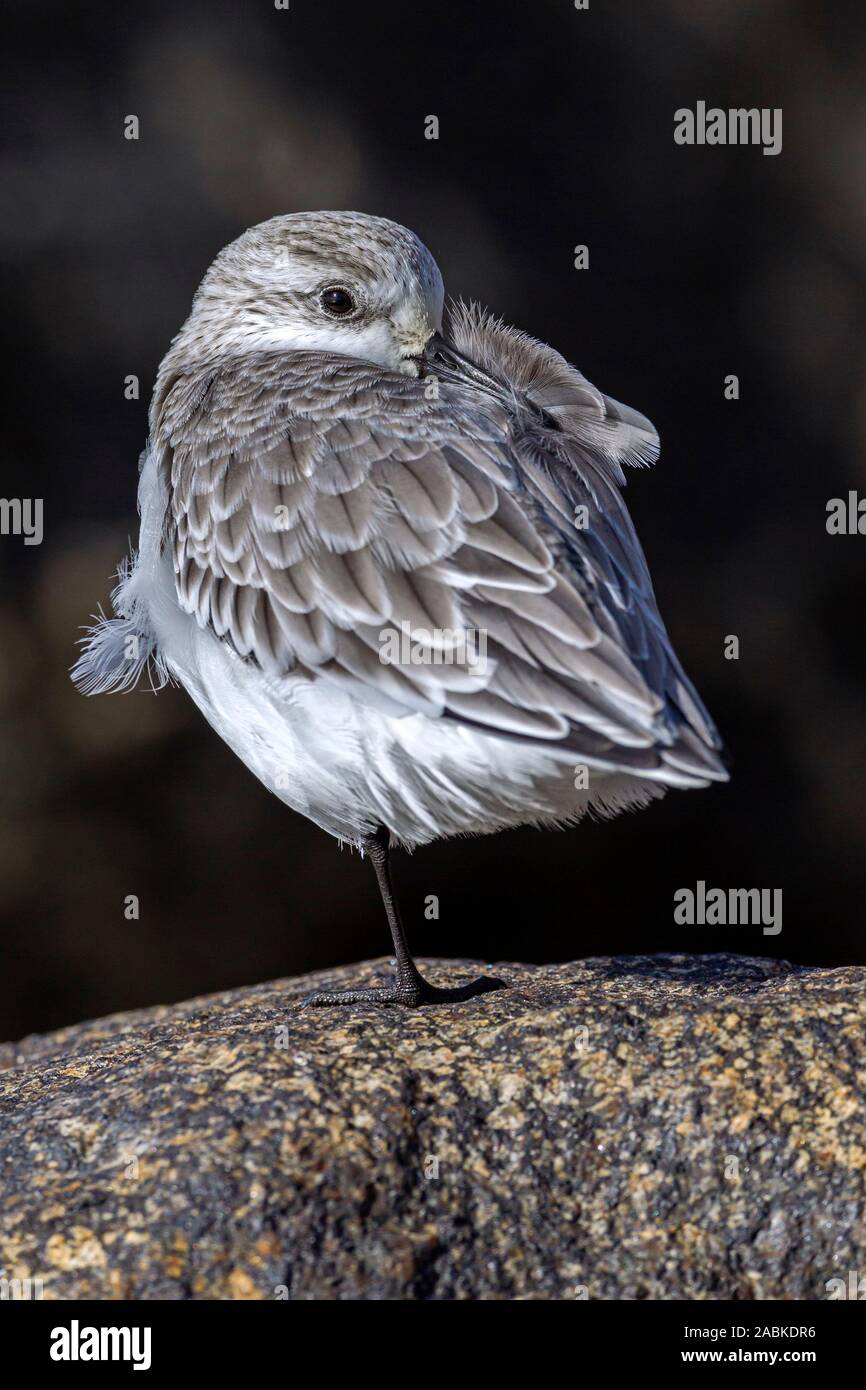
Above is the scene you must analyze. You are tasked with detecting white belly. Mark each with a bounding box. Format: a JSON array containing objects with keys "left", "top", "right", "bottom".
[{"left": 151, "top": 602, "right": 661, "bottom": 846}]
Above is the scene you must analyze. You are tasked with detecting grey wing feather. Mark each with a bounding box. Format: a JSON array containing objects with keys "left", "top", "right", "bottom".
[{"left": 155, "top": 308, "right": 725, "bottom": 785}]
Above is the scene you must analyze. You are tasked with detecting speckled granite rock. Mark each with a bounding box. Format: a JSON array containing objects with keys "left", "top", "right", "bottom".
[{"left": 1, "top": 954, "right": 864, "bottom": 1300}]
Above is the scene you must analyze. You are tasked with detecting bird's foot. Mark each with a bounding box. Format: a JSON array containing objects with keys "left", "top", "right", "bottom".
[{"left": 303, "top": 969, "right": 506, "bottom": 1008}]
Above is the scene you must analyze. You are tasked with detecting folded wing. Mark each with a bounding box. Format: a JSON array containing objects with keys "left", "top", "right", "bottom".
[{"left": 157, "top": 309, "right": 725, "bottom": 786}]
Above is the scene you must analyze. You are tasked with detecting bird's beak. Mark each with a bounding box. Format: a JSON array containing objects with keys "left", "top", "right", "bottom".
[
  {"left": 420, "top": 332, "right": 506, "bottom": 403},
  {"left": 421, "top": 331, "right": 461, "bottom": 368}
]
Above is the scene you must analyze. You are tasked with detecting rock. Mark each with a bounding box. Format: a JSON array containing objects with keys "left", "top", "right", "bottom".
[{"left": 1, "top": 953, "right": 864, "bottom": 1300}]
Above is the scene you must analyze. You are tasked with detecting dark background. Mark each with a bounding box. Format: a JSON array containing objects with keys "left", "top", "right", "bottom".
[{"left": 2, "top": 0, "right": 864, "bottom": 1039}]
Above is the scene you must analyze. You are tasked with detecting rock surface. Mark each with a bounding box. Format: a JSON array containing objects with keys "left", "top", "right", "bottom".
[{"left": 1, "top": 953, "right": 864, "bottom": 1300}]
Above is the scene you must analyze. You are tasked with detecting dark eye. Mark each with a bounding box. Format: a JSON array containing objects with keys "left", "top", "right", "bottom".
[{"left": 319, "top": 286, "right": 357, "bottom": 318}]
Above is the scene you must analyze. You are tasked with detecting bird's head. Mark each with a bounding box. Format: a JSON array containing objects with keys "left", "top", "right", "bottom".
[{"left": 171, "top": 211, "right": 445, "bottom": 375}]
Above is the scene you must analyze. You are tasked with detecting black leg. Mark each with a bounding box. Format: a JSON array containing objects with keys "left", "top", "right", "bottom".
[{"left": 303, "top": 827, "right": 505, "bottom": 1007}]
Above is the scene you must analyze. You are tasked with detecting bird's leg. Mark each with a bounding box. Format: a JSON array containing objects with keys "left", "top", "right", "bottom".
[{"left": 303, "top": 827, "right": 505, "bottom": 1007}]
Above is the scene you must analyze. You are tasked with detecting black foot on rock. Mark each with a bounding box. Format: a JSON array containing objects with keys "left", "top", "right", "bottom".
[{"left": 303, "top": 973, "right": 506, "bottom": 1008}]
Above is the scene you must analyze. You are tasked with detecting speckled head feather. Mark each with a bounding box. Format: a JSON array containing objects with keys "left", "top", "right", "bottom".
[{"left": 158, "top": 212, "right": 445, "bottom": 390}]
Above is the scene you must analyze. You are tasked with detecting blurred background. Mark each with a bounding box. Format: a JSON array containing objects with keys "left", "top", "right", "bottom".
[{"left": 2, "top": 0, "right": 865, "bottom": 1039}]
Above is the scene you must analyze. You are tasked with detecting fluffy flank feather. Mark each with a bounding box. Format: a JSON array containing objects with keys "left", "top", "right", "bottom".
[{"left": 71, "top": 554, "right": 168, "bottom": 695}]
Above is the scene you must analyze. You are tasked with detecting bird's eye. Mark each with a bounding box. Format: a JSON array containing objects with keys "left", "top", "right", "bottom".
[{"left": 319, "top": 286, "right": 357, "bottom": 318}]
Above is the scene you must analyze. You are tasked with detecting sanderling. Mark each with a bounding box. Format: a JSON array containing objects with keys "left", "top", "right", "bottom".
[{"left": 73, "top": 212, "right": 727, "bottom": 1006}]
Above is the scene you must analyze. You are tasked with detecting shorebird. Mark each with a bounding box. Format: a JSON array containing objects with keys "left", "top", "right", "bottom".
[{"left": 73, "top": 212, "right": 727, "bottom": 1006}]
